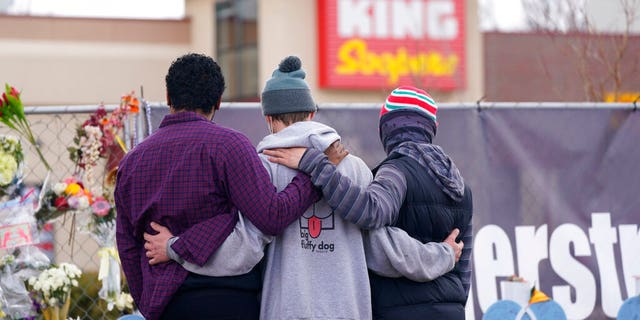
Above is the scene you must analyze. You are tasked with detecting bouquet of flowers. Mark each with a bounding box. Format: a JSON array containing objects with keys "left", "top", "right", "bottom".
[
  {"left": 34, "top": 176, "right": 93, "bottom": 229},
  {"left": 68, "top": 91, "right": 138, "bottom": 172},
  {"left": 66, "top": 92, "right": 138, "bottom": 312},
  {"left": 79, "top": 171, "right": 123, "bottom": 309},
  {"left": 27, "top": 262, "right": 82, "bottom": 320},
  {"left": 0, "top": 135, "right": 24, "bottom": 199},
  {"left": 0, "top": 84, "right": 51, "bottom": 171}
]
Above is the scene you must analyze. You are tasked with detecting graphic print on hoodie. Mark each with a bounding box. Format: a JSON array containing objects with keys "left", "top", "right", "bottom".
[{"left": 299, "top": 202, "right": 336, "bottom": 252}]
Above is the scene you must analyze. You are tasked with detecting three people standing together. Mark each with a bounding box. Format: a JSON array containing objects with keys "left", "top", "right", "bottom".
[{"left": 115, "top": 53, "right": 473, "bottom": 320}]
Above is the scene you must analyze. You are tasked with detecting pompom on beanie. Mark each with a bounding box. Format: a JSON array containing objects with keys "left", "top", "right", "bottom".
[{"left": 261, "top": 56, "right": 317, "bottom": 116}]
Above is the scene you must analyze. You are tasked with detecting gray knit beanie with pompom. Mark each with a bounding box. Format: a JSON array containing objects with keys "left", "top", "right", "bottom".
[{"left": 261, "top": 56, "right": 317, "bottom": 116}]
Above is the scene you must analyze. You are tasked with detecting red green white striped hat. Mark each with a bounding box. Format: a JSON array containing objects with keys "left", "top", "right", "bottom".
[{"left": 380, "top": 86, "right": 437, "bottom": 121}]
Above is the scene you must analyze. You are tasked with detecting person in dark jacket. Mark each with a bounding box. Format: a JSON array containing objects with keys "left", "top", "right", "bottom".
[{"left": 264, "top": 85, "right": 473, "bottom": 320}]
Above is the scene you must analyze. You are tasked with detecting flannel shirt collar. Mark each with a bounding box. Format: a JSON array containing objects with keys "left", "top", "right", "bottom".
[{"left": 159, "top": 111, "right": 212, "bottom": 128}]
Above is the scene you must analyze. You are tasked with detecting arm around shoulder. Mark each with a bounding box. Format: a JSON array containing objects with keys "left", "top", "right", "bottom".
[
  {"left": 364, "top": 227, "right": 455, "bottom": 282},
  {"left": 167, "top": 214, "right": 273, "bottom": 276},
  {"left": 298, "top": 149, "right": 404, "bottom": 229}
]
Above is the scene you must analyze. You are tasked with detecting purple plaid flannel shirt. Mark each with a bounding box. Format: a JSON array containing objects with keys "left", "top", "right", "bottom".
[{"left": 115, "top": 112, "right": 319, "bottom": 320}]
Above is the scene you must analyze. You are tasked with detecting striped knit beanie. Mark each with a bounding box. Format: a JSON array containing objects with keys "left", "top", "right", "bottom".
[{"left": 380, "top": 86, "right": 437, "bottom": 121}]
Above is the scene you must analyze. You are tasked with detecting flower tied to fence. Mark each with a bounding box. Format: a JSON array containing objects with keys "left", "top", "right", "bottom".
[
  {"left": 35, "top": 176, "right": 93, "bottom": 229},
  {"left": 97, "top": 246, "right": 118, "bottom": 281},
  {"left": 97, "top": 245, "right": 126, "bottom": 311},
  {"left": 27, "top": 262, "right": 82, "bottom": 320},
  {"left": 64, "top": 91, "right": 138, "bottom": 313},
  {"left": 0, "top": 84, "right": 52, "bottom": 171}
]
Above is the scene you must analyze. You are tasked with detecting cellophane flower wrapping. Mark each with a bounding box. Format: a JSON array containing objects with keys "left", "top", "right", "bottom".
[
  {"left": 0, "top": 253, "right": 39, "bottom": 319},
  {"left": 0, "top": 198, "right": 52, "bottom": 318},
  {"left": 83, "top": 219, "right": 121, "bottom": 309}
]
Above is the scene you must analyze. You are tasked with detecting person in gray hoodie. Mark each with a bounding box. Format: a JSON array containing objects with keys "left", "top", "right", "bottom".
[
  {"left": 264, "top": 85, "right": 473, "bottom": 320},
  {"left": 144, "top": 57, "right": 462, "bottom": 320}
]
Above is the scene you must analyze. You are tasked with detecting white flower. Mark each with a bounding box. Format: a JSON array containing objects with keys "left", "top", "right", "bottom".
[
  {"left": 0, "top": 135, "right": 20, "bottom": 154},
  {"left": 0, "top": 254, "right": 15, "bottom": 267},
  {"left": 53, "top": 182, "right": 68, "bottom": 195},
  {"left": 115, "top": 293, "right": 134, "bottom": 311},
  {"left": 29, "top": 263, "right": 82, "bottom": 308},
  {"left": 76, "top": 196, "right": 90, "bottom": 209}
]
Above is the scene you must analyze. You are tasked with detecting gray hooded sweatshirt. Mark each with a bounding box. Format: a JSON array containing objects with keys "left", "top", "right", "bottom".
[{"left": 168, "top": 121, "right": 455, "bottom": 319}]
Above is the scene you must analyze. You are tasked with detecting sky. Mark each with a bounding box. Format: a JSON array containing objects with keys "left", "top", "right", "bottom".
[
  {"left": 478, "top": 0, "right": 528, "bottom": 31},
  {"left": 2, "top": 0, "right": 185, "bottom": 19},
  {"left": 2, "top": 0, "right": 526, "bottom": 29}
]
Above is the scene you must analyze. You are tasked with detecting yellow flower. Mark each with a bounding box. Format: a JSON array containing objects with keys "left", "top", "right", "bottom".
[{"left": 64, "top": 183, "right": 82, "bottom": 195}]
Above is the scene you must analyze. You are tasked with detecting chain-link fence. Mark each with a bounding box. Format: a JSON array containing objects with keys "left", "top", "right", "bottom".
[{"left": 1, "top": 104, "right": 148, "bottom": 319}]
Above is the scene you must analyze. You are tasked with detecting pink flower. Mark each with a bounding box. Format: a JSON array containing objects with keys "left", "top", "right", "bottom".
[
  {"left": 8, "top": 86, "right": 19, "bottom": 98},
  {"left": 91, "top": 198, "right": 111, "bottom": 217},
  {"left": 64, "top": 177, "right": 77, "bottom": 185}
]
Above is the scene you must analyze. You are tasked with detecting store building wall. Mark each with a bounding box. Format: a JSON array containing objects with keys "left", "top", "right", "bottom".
[
  {"left": 0, "top": 15, "right": 191, "bottom": 105},
  {"left": 484, "top": 32, "right": 640, "bottom": 102}
]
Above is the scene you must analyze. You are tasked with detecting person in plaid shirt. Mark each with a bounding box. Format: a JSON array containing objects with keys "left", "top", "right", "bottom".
[{"left": 115, "top": 53, "right": 321, "bottom": 320}]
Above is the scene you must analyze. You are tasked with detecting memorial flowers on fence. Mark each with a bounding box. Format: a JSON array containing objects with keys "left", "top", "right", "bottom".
[
  {"left": 34, "top": 176, "right": 93, "bottom": 229},
  {"left": 84, "top": 189, "right": 122, "bottom": 310},
  {"left": 67, "top": 92, "right": 138, "bottom": 312},
  {"left": 68, "top": 91, "right": 138, "bottom": 160},
  {"left": 0, "top": 84, "right": 52, "bottom": 171},
  {"left": 27, "top": 262, "right": 82, "bottom": 320},
  {"left": 67, "top": 97, "right": 130, "bottom": 187},
  {"left": 0, "top": 85, "right": 139, "bottom": 317}
]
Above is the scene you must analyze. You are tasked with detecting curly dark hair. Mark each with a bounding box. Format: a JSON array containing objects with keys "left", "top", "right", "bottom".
[{"left": 165, "top": 53, "right": 226, "bottom": 114}]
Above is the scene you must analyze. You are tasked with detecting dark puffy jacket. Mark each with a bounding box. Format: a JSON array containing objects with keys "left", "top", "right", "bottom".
[{"left": 370, "top": 155, "right": 473, "bottom": 320}]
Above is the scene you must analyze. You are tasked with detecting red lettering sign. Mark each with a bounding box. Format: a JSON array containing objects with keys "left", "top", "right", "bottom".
[
  {"left": 318, "top": 0, "right": 465, "bottom": 90},
  {"left": 0, "top": 223, "right": 34, "bottom": 249}
]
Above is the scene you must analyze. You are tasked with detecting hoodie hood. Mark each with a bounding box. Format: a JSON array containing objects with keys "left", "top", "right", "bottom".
[
  {"left": 257, "top": 121, "right": 340, "bottom": 153},
  {"left": 380, "top": 110, "right": 465, "bottom": 201}
]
